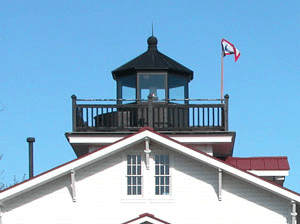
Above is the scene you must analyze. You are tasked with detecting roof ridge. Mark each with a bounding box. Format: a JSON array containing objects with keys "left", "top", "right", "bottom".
[{"left": 226, "top": 156, "right": 288, "bottom": 159}]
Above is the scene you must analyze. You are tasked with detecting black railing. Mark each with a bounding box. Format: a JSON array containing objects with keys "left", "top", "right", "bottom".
[{"left": 71, "top": 95, "right": 229, "bottom": 132}]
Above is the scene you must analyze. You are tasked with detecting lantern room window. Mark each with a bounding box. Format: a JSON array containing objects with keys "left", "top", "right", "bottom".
[
  {"left": 138, "top": 73, "right": 167, "bottom": 101},
  {"left": 117, "top": 75, "right": 136, "bottom": 104},
  {"left": 169, "top": 74, "right": 189, "bottom": 103}
]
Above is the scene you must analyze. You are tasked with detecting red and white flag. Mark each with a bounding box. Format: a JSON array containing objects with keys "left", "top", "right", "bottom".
[{"left": 221, "top": 39, "right": 240, "bottom": 62}]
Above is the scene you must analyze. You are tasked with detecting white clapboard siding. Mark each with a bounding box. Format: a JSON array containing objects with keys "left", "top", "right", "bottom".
[{"left": 3, "top": 144, "right": 292, "bottom": 224}]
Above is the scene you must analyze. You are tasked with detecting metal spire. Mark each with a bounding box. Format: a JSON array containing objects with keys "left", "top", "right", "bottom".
[{"left": 152, "top": 22, "right": 154, "bottom": 36}]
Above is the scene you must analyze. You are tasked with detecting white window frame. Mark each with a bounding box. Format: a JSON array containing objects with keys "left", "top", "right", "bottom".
[
  {"left": 126, "top": 154, "right": 143, "bottom": 195},
  {"left": 150, "top": 151, "right": 173, "bottom": 200},
  {"left": 122, "top": 149, "right": 173, "bottom": 202},
  {"left": 122, "top": 152, "right": 145, "bottom": 200}
]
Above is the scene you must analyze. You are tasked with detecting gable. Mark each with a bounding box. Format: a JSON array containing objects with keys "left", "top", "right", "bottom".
[
  {"left": 0, "top": 128, "right": 298, "bottom": 223},
  {"left": 1, "top": 128, "right": 300, "bottom": 204},
  {"left": 2, "top": 144, "right": 294, "bottom": 223}
]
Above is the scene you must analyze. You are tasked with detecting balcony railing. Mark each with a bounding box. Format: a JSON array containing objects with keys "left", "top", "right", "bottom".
[{"left": 71, "top": 95, "right": 229, "bottom": 132}]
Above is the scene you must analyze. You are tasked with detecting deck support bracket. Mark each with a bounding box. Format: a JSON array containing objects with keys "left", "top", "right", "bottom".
[
  {"left": 0, "top": 203, "right": 3, "bottom": 224},
  {"left": 144, "top": 137, "right": 151, "bottom": 170},
  {"left": 71, "top": 169, "right": 76, "bottom": 202},
  {"left": 218, "top": 168, "right": 222, "bottom": 201},
  {"left": 291, "top": 200, "right": 297, "bottom": 224}
]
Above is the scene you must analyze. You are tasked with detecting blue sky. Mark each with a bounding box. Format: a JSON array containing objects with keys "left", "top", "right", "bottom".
[{"left": 0, "top": 1, "right": 300, "bottom": 193}]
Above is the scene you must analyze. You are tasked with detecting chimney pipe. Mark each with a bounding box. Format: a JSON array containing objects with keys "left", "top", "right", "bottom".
[{"left": 27, "top": 137, "right": 35, "bottom": 179}]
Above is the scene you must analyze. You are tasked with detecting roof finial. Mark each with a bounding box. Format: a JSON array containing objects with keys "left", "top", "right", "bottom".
[{"left": 152, "top": 22, "right": 154, "bottom": 36}]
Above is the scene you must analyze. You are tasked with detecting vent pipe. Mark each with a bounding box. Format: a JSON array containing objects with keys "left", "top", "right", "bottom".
[{"left": 27, "top": 137, "right": 35, "bottom": 179}]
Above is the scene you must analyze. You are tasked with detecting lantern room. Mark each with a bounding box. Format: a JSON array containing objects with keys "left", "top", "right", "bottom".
[{"left": 112, "top": 36, "right": 193, "bottom": 103}]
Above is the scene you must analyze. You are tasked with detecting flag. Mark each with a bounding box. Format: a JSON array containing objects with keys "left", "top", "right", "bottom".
[{"left": 221, "top": 39, "right": 240, "bottom": 62}]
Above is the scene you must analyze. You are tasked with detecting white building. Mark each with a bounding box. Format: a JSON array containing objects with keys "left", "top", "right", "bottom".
[{"left": 0, "top": 36, "right": 299, "bottom": 224}]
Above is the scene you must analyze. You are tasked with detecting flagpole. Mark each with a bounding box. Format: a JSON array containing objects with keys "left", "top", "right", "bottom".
[{"left": 221, "top": 49, "right": 224, "bottom": 101}]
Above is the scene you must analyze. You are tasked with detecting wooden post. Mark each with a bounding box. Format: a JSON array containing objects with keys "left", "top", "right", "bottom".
[
  {"left": 71, "top": 95, "right": 77, "bottom": 132},
  {"left": 224, "top": 94, "right": 229, "bottom": 131},
  {"left": 221, "top": 50, "right": 224, "bottom": 101},
  {"left": 148, "top": 94, "right": 154, "bottom": 128}
]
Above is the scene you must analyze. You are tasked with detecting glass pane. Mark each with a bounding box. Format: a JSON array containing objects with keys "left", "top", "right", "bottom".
[
  {"left": 155, "top": 155, "right": 159, "bottom": 164},
  {"left": 138, "top": 186, "right": 141, "bottom": 195},
  {"left": 166, "top": 176, "right": 169, "bottom": 185},
  {"left": 160, "top": 165, "right": 164, "bottom": 175},
  {"left": 161, "top": 186, "right": 164, "bottom": 195},
  {"left": 155, "top": 186, "right": 159, "bottom": 195},
  {"left": 155, "top": 177, "right": 159, "bottom": 185},
  {"left": 128, "top": 186, "right": 131, "bottom": 195},
  {"left": 127, "top": 166, "right": 131, "bottom": 175},
  {"left": 139, "top": 74, "right": 166, "bottom": 100},
  {"left": 161, "top": 177, "right": 164, "bottom": 185},
  {"left": 133, "top": 186, "right": 136, "bottom": 195},
  {"left": 138, "top": 177, "right": 141, "bottom": 185},
  {"left": 169, "top": 74, "right": 188, "bottom": 103},
  {"left": 127, "top": 177, "right": 131, "bottom": 185},
  {"left": 132, "top": 166, "right": 136, "bottom": 175},
  {"left": 137, "top": 155, "right": 141, "bottom": 164},
  {"left": 133, "top": 177, "right": 136, "bottom": 185},
  {"left": 133, "top": 156, "right": 136, "bottom": 164},
  {"left": 155, "top": 166, "right": 159, "bottom": 175},
  {"left": 165, "top": 155, "right": 169, "bottom": 164},
  {"left": 119, "top": 75, "right": 136, "bottom": 103},
  {"left": 166, "top": 165, "right": 169, "bottom": 175},
  {"left": 137, "top": 166, "right": 141, "bottom": 175},
  {"left": 166, "top": 186, "right": 169, "bottom": 194},
  {"left": 127, "top": 155, "right": 131, "bottom": 164}
]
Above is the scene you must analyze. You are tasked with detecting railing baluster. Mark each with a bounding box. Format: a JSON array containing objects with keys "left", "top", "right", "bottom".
[
  {"left": 86, "top": 107, "right": 89, "bottom": 127},
  {"left": 192, "top": 107, "right": 195, "bottom": 127},
  {"left": 101, "top": 108, "right": 104, "bottom": 127},
  {"left": 202, "top": 107, "right": 205, "bottom": 127},
  {"left": 197, "top": 107, "right": 200, "bottom": 127},
  {"left": 207, "top": 107, "right": 210, "bottom": 127},
  {"left": 217, "top": 107, "right": 220, "bottom": 127},
  {"left": 212, "top": 107, "right": 215, "bottom": 127},
  {"left": 91, "top": 108, "right": 94, "bottom": 127}
]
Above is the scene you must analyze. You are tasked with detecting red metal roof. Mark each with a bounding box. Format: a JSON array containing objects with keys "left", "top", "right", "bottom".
[{"left": 223, "top": 156, "right": 290, "bottom": 171}]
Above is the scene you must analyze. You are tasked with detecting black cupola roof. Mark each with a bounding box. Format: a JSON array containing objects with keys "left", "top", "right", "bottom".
[{"left": 112, "top": 36, "right": 194, "bottom": 80}]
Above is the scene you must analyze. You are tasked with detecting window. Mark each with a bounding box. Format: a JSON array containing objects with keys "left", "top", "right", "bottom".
[
  {"left": 155, "top": 155, "right": 170, "bottom": 195},
  {"left": 118, "top": 75, "right": 136, "bottom": 104},
  {"left": 127, "top": 155, "right": 142, "bottom": 195},
  {"left": 138, "top": 74, "right": 166, "bottom": 100}
]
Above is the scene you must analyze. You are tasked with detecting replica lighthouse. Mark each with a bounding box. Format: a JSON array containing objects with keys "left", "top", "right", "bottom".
[{"left": 1, "top": 35, "right": 297, "bottom": 224}]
